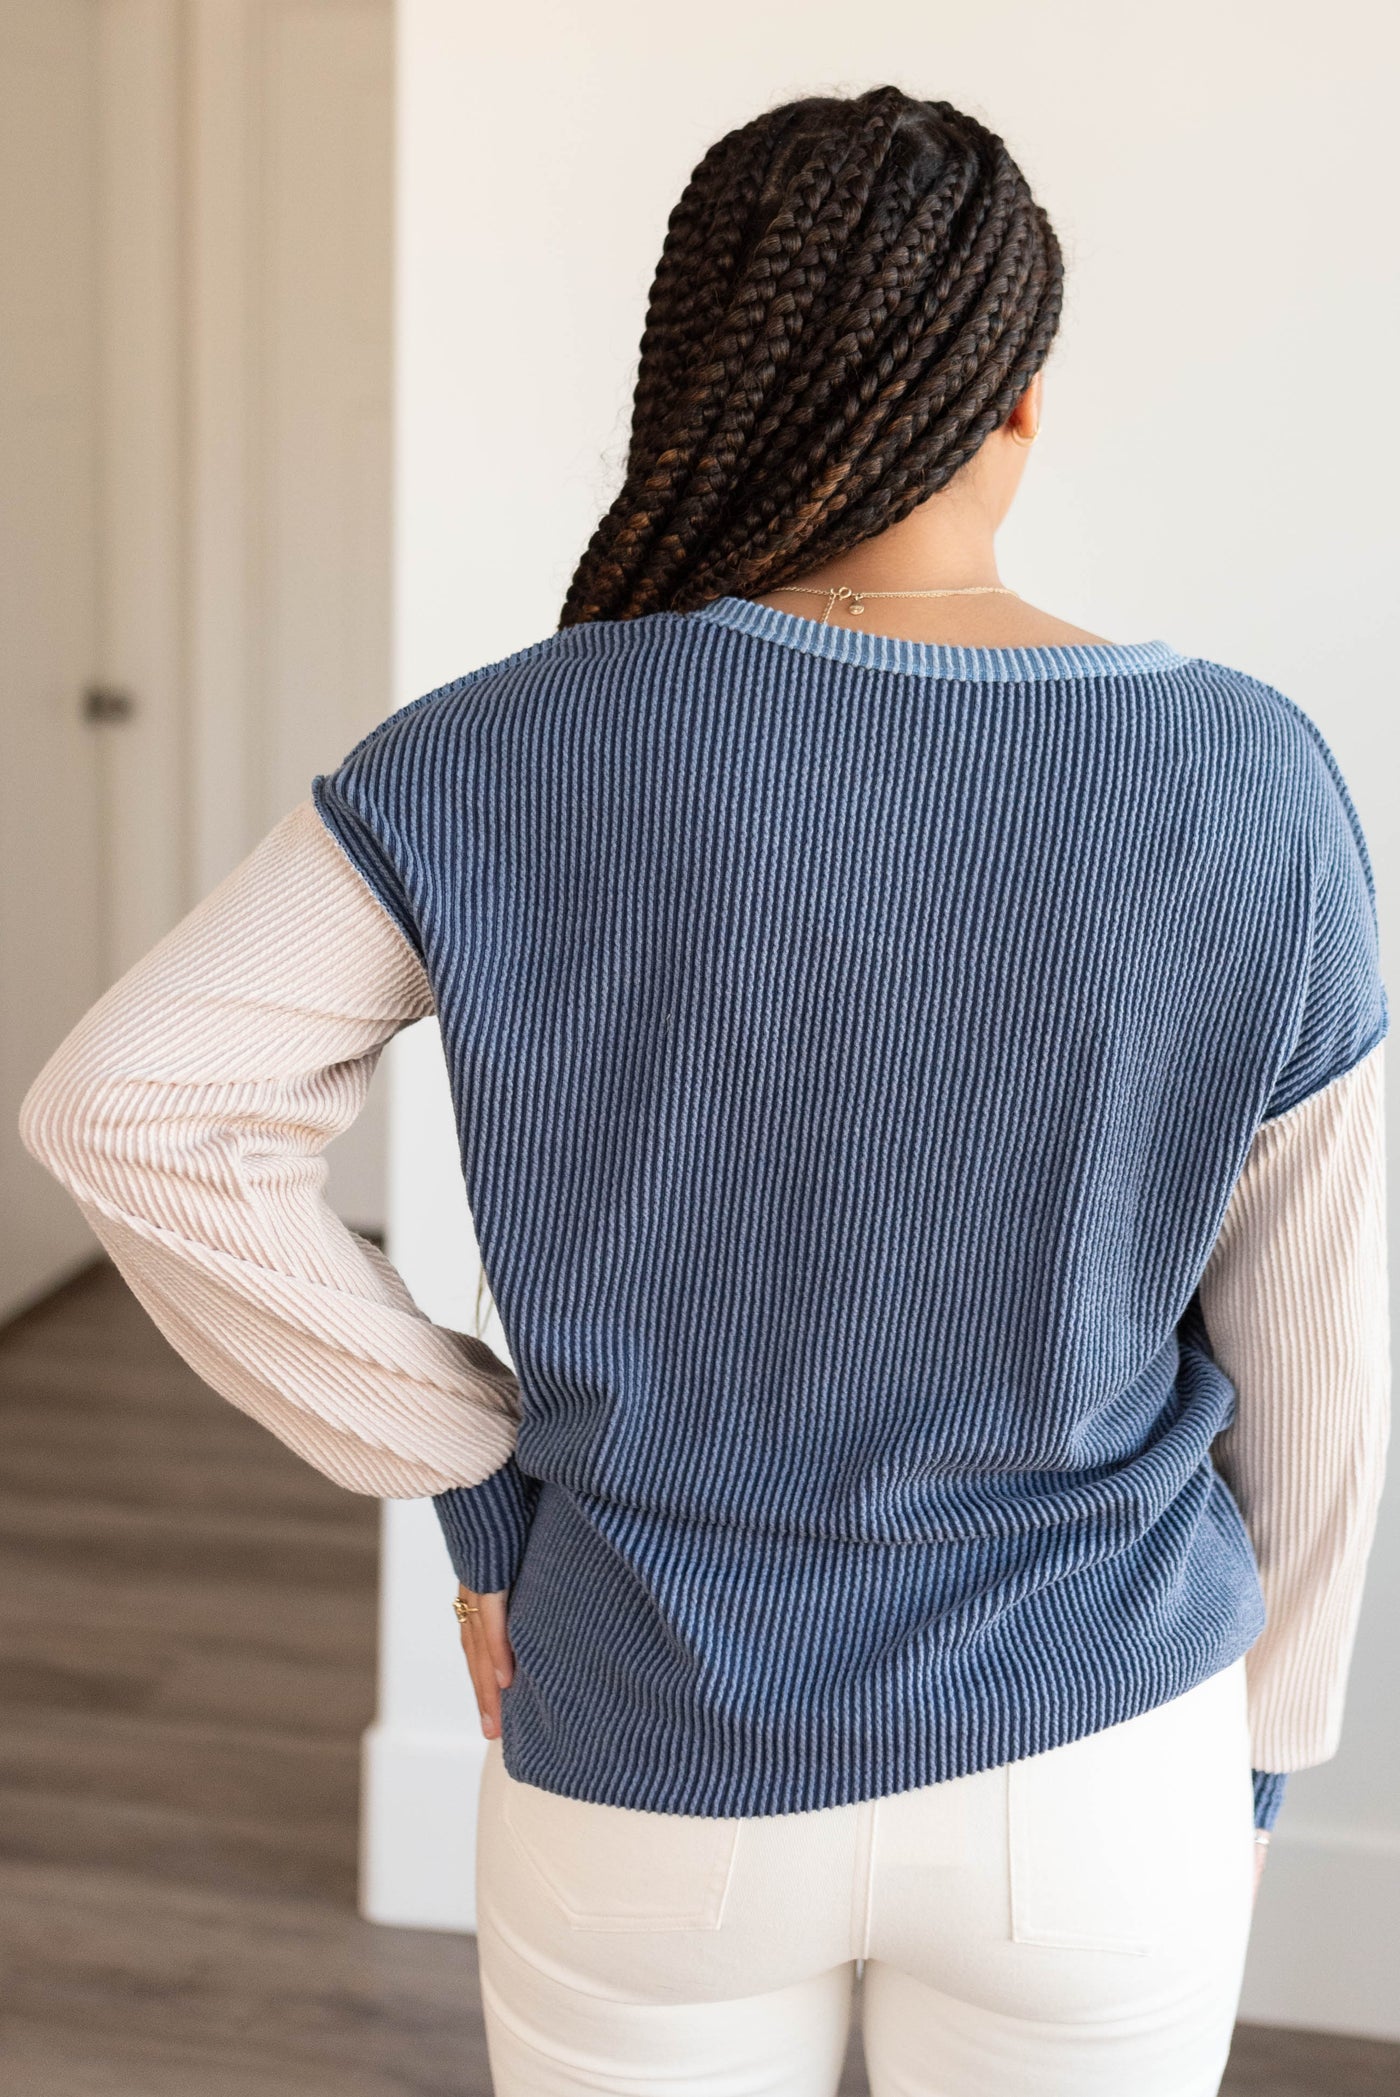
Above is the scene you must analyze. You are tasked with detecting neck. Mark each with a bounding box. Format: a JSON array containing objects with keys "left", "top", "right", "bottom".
[
  {"left": 773, "top": 495, "right": 1003, "bottom": 595},
  {"left": 736, "top": 482, "right": 1112, "bottom": 651}
]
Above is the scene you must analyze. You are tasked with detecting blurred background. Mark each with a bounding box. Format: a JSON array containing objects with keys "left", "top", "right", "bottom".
[{"left": 1, "top": 2, "right": 1397, "bottom": 2091}]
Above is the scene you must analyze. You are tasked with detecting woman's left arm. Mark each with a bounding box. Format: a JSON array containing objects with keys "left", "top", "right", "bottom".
[
  {"left": 18, "top": 799, "right": 523, "bottom": 1497},
  {"left": 1201, "top": 1038, "right": 1391, "bottom": 1835}
]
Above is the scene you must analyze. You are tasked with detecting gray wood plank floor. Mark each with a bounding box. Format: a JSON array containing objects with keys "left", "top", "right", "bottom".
[{"left": 2, "top": 1263, "right": 1395, "bottom": 2096}]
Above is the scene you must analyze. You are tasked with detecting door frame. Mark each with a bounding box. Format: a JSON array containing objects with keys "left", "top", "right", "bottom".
[{"left": 95, "top": 0, "right": 187, "bottom": 973}]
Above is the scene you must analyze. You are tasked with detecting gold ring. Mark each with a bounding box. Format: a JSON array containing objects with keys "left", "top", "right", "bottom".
[{"left": 453, "top": 1597, "right": 480, "bottom": 1623}]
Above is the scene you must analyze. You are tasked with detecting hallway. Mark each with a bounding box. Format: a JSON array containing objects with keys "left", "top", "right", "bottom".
[
  {"left": 0, "top": 1263, "right": 488, "bottom": 2095},
  {"left": 0, "top": 1265, "right": 1395, "bottom": 2096}
]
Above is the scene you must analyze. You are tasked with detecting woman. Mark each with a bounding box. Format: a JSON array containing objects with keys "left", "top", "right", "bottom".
[{"left": 20, "top": 85, "right": 1389, "bottom": 2097}]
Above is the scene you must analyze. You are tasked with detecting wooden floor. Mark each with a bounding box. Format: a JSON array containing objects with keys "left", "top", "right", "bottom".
[{"left": 2, "top": 1263, "right": 1396, "bottom": 2096}]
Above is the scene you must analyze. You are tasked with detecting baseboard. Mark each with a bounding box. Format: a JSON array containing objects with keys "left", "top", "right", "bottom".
[
  {"left": 358, "top": 1721, "right": 485, "bottom": 1932},
  {"left": 1238, "top": 1820, "right": 1400, "bottom": 2041}
]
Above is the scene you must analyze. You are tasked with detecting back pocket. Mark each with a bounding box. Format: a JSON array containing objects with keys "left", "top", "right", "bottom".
[
  {"left": 501, "top": 1769, "right": 740, "bottom": 1933},
  {"left": 1006, "top": 1717, "right": 1165, "bottom": 1956}
]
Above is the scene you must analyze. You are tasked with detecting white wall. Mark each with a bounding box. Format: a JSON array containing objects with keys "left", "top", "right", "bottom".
[
  {"left": 375, "top": 0, "right": 1400, "bottom": 2032},
  {"left": 184, "top": 0, "right": 395, "bottom": 1231},
  {"left": 96, "top": 0, "right": 185, "bottom": 980}
]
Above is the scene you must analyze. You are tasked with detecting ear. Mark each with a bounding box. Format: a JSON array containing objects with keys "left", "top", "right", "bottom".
[{"left": 1006, "top": 370, "right": 1043, "bottom": 443}]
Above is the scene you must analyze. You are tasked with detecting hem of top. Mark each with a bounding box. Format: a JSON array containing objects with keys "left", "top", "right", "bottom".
[
  {"left": 687, "top": 594, "right": 1190, "bottom": 684},
  {"left": 493, "top": 1616, "right": 1262, "bottom": 1819}
]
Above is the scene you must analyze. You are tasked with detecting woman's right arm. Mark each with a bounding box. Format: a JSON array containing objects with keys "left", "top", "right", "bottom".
[{"left": 18, "top": 798, "right": 522, "bottom": 1498}]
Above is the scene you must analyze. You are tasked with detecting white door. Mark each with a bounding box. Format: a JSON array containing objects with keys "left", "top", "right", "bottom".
[{"left": 0, "top": 0, "right": 105, "bottom": 1319}]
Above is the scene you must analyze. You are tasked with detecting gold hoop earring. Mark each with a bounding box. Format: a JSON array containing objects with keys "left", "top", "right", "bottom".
[{"left": 1010, "top": 426, "right": 1039, "bottom": 448}]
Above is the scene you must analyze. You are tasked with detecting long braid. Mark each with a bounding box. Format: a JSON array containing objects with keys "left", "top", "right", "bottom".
[
  {"left": 560, "top": 87, "right": 1063, "bottom": 628},
  {"left": 579, "top": 118, "right": 878, "bottom": 616}
]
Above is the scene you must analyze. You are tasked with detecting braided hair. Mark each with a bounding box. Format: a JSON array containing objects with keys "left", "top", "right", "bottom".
[{"left": 560, "top": 86, "right": 1063, "bottom": 628}]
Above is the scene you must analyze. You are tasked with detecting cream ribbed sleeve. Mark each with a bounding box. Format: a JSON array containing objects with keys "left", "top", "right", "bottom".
[
  {"left": 1200, "top": 1039, "right": 1390, "bottom": 1779},
  {"left": 18, "top": 798, "right": 522, "bottom": 1497}
]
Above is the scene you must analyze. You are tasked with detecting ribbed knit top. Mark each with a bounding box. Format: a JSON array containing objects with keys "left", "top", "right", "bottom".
[{"left": 305, "top": 595, "right": 1387, "bottom": 1818}]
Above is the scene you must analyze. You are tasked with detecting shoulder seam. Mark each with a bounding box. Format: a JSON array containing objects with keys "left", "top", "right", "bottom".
[
  {"left": 1258, "top": 1017, "right": 1390, "bottom": 1133},
  {"left": 1180, "top": 665, "right": 1379, "bottom": 914},
  {"left": 324, "top": 626, "right": 577, "bottom": 775},
  {"left": 306, "top": 780, "right": 430, "bottom": 968},
  {"left": 308, "top": 773, "right": 427, "bottom": 965}
]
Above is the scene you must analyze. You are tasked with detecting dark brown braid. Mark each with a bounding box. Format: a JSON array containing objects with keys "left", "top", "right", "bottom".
[{"left": 560, "top": 87, "right": 1063, "bottom": 627}]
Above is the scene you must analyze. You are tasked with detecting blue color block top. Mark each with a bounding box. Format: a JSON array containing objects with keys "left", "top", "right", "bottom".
[{"left": 312, "top": 595, "right": 1387, "bottom": 1822}]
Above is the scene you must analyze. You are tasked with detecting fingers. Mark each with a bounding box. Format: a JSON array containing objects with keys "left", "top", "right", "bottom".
[{"left": 457, "top": 1585, "right": 515, "bottom": 1740}]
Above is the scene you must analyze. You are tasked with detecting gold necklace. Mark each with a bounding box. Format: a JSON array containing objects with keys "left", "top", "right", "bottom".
[{"left": 768, "top": 582, "right": 1017, "bottom": 627}]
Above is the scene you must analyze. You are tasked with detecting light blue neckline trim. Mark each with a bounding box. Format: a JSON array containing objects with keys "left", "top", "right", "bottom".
[{"left": 690, "top": 594, "right": 1188, "bottom": 684}]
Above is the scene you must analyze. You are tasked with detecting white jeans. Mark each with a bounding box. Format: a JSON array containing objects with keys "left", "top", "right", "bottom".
[{"left": 475, "top": 1658, "right": 1257, "bottom": 2096}]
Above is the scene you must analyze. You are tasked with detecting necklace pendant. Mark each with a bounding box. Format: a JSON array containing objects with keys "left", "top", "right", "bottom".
[{"left": 849, "top": 596, "right": 865, "bottom": 616}]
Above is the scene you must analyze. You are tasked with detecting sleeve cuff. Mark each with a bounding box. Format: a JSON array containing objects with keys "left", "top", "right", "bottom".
[
  {"left": 433, "top": 1456, "right": 539, "bottom": 1592},
  {"left": 1252, "top": 1769, "right": 1288, "bottom": 1831}
]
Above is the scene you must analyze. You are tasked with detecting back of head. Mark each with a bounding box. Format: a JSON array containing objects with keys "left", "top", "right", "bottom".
[{"left": 561, "top": 85, "right": 1063, "bottom": 627}]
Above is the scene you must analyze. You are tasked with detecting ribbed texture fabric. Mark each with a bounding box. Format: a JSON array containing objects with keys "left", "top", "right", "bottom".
[
  {"left": 18, "top": 802, "right": 523, "bottom": 1496},
  {"left": 1201, "top": 1041, "right": 1390, "bottom": 1773},
  {"left": 1253, "top": 1770, "right": 1289, "bottom": 1831},
  {"left": 18, "top": 798, "right": 1385, "bottom": 1835},
  {"left": 437, "top": 1455, "right": 540, "bottom": 1594},
  {"left": 306, "top": 594, "right": 1388, "bottom": 1819}
]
